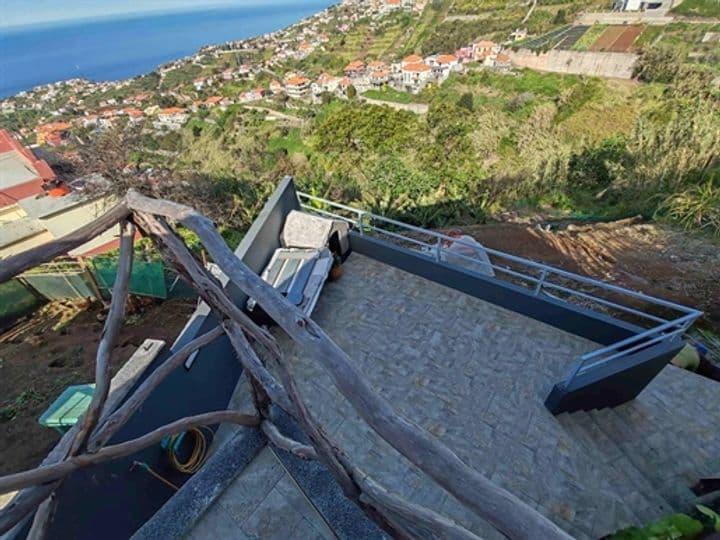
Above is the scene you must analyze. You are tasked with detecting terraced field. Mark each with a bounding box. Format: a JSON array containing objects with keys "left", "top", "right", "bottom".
[
  {"left": 556, "top": 25, "right": 590, "bottom": 49},
  {"left": 516, "top": 24, "right": 572, "bottom": 49},
  {"left": 590, "top": 25, "right": 627, "bottom": 50}
]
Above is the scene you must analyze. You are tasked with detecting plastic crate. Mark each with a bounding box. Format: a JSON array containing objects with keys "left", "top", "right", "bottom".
[{"left": 38, "top": 384, "right": 95, "bottom": 434}]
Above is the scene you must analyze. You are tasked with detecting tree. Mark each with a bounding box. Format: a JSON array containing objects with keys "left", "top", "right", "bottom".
[
  {"left": 458, "top": 92, "right": 474, "bottom": 112},
  {"left": 346, "top": 84, "right": 357, "bottom": 100},
  {"left": 158, "top": 94, "right": 178, "bottom": 108},
  {"left": 552, "top": 9, "right": 567, "bottom": 24}
]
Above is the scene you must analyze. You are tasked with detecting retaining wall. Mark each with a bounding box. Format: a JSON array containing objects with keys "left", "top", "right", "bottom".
[{"left": 508, "top": 48, "right": 638, "bottom": 79}]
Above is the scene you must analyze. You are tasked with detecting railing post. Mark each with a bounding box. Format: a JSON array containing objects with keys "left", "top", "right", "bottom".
[
  {"left": 564, "top": 356, "right": 588, "bottom": 389},
  {"left": 435, "top": 238, "right": 442, "bottom": 262},
  {"left": 534, "top": 269, "right": 548, "bottom": 296},
  {"left": 357, "top": 212, "right": 364, "bottom": 235}
]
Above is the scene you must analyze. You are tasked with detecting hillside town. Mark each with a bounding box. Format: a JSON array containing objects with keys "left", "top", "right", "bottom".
[{"left": 0, "top": 0, "right": 518, "bottom": 147}]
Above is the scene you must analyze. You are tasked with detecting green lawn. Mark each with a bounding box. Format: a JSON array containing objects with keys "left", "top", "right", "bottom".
[
  {"left": 671, "top": 0, "right": 720, "bottom": 17},
  {"left": 362, "top": 87, "right": 416, "bottom": 104},
  {"left": 635, "top": 25, "right": 663, "bottom": 47},
  {"left": 268, "top": 128, "right": 307, "bottom": 154}
]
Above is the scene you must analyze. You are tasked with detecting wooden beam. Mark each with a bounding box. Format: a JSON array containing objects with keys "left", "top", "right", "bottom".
[
  {"left": 69, "top": 222, "right": 135, "bottom": 456},
  {"left": 261, "top": 421, "right": 317, "bottom": 460},
  {"left": 130, "top": 211, "right": 293, "bottom": 413},
  {"left": 89, "top": 326, "right": 224, "bottom": 451},
  {"left": 0, "top": 411, "right": 260, "bottom": 495},
  {"left": 125, "top": 190, "right": 572, "bottom": 540},
  {"left": 0, "top": 201, "right": 130, "bottom": 283}
]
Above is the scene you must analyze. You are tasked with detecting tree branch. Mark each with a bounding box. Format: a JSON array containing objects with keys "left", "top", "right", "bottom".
[
  {"left": 130, "top": 211, "right": 293, "bottom": 413},
  {"left": 0, "top": 411, "right": 260, "bottom": 495},
  {"left": 88, "top": 326, "right": 224, "bottom": 451},
  {"left": 0, "top": 201, "right": 130, "bottom": 283},
  {"left": 261, "top": 421, "right": 317, "bottom": 460},
  {"left": 125, "top": 189, "right": 571, "bottom": 540},
  {"left": 69, "top": 221, "right": 135, "bottom": 456}
]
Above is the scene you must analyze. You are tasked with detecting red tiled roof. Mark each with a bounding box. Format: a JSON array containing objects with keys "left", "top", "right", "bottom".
[
  {"left": 0, "top": 129, "right": 56, "bottom": 208},
  {"left": 158, "top": 107, "right": 185, "bottom": 115},
  {"left": 402, "top": 54, "right": 423, "bottom": 64},
  {"left": 205, "top": 96, "right": 223, "bottom": 104},
  {"left": 496, "top": 53, "right": 511, "bottom": 63},
  {"left": 437, "top": 54, "right": 458, "bottom": 64},
  {"left": 124, "top": 108, "right": 144, "bottom": 118},
  {"left": 344, "top": 60, "right": 365, "bottom": 72},
  {"left": 403, "top": 62, "right": 431, "bottom": 73},
  {"left": 285, "top": 76, "right": 310, "bottom": 87},
  {"left": 475, "top": 40, "right": 496, "bottom": 49},
  {"left": 0, "top": 180, "right": 45, "bottom": 208}
]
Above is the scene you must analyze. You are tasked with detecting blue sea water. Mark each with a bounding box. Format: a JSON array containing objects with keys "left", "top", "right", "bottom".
[{"left": 0, "top": 2, "right": 334, "bottom": 98}]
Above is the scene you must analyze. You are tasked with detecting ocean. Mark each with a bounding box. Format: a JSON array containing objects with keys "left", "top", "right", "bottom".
[{"left": 0, "top": 2, "right": 334, "bottom": 98}]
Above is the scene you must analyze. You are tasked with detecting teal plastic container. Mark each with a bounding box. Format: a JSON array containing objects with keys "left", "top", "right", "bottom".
[{"left": 39, "top": 384, "right": 95, "bottom": 434}]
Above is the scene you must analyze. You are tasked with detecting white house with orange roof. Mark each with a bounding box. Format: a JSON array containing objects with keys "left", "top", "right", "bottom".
[
  {"left": 344, "top": 59, "right": 366, "bottom": 78},
  {"left": 312, "top": 73, "right": 340, "bottom": 95},
  {"left": 401, "top": 60, "right": 432, "bottom": 92},
  {"left": 473, "top": 40, "right": 501, "bottom": 61},
  {"left": 153, "top": 107, "right": 188, "bottom": 130},
  {"left": 285, "top": 75, "right": 311, "bottom": 99},
  {"left": 429, "top": 53, "right": 460, "bottom": 81},
  {"left": 401, "top": 54, "right": 423, "bottom": 68}
]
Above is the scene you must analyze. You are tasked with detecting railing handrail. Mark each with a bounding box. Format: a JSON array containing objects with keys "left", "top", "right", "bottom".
[{"left": 297, "top": 192, "right": 703, "bottom": 387}]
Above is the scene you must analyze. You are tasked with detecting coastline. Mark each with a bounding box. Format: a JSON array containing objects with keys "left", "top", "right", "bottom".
[{"left": 0, "top": 1, "right": 335, "bottom": 99}]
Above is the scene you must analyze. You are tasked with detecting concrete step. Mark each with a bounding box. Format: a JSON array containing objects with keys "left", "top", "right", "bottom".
[{"left": 559, "top": 408, "right": 674, "bottom": 526}]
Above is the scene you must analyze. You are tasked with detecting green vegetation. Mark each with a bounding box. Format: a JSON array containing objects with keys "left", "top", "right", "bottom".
[
  {"left": 362, "top": 87, "right": 417, "bottom": 104},
  {"left": 610, "top": 506, "right": 720, "bottom": 539},
  {"left": 268, "top": 128, "right": 307, "bottom": 155},
  {"left": 671, "top": 0, "right": 720, "bottom": 17},
  {"left": 634, "top": 25, "right": 663, "bottom": 47},
  {"left": 572, "top": 25, "right": 607, "bottom": 50}
]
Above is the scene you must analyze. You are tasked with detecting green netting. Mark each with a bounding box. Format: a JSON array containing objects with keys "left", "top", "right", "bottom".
[
  {"left": 92, "top": 258, "right": 167, "bottom": 299},
  {"left": 0, "top": 279, "right": 43, "bottom": 327},
  {"left": 23, "top": 272, "right": 95, "bottom": 300}
]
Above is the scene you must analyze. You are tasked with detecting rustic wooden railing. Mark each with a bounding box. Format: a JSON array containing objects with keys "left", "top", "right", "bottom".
[{"left": 0, "top": 191, "right": 572, "bottom": 540}]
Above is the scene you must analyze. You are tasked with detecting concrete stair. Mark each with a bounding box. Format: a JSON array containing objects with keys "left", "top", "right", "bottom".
[{"left": 557, "top": 409, "right": 676, "bottom": 527}]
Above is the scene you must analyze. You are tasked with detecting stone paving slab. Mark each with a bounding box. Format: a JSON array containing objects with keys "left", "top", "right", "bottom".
[
  {"left": 185, "top": 447, "right": 336, "bottom": 540},
  {"left": 189, "top": 252, "right": 720, "bottom": 539},
  {"left": 271, "top": 254, "right": 640, "bottom": 539}
]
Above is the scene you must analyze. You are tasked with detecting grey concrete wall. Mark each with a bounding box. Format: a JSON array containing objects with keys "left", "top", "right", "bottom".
[
  {"left": 578, "top": 12, "right": 673, "bottom": 24},
  {"left": 508, "top": 49, "right": 638, "bottom": 79}
]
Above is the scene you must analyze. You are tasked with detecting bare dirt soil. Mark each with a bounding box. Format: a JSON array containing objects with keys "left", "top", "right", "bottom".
[
  {"left": 453, "top": 218, "right": 720, "bottom": 333},
  {"left": 0, "top": 298, "right": 196, "bottom": 477}
]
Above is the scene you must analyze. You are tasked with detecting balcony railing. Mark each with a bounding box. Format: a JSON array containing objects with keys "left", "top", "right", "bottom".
[{"left": 297, "top": 192, "right": 703, "bottom": 388}]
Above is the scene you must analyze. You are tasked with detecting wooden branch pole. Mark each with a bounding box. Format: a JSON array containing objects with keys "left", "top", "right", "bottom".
[
  {"left": 261, "top": 421, "right": 317, "bottom": 460},
  {"left": 69, "top": 221, "right": 135, "bottom": 456},
  {"left": 356, "top": 474, "right": 484, "bottom": 540},
  {"left": 89, "top": 325, "right": 224, "bottom": 451},
  {"left": 125, "top": 190, "right": 572, "bottom": 540},
  {"left": 0, "top": 202, "right": 130, "bottom": 283},
  {"left": 130, "top": 211, "right": 293, "bottom": 412},
  {"left": 0, "top": 411, "right": 260, "bottom": 495}
]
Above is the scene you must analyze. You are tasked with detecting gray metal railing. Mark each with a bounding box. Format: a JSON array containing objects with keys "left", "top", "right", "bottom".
[{"left": 297, "top": 192, "right": 703, "bottom": 388}]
